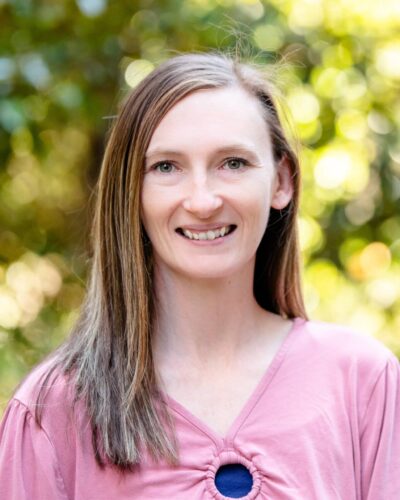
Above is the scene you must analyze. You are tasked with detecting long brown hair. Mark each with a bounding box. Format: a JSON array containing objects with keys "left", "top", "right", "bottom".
[{"left": 37, "top": 53, "right": 306, "bottom": 469}]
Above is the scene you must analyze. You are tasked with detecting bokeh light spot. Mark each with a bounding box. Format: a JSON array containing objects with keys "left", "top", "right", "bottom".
[
  {"left": 375, "top": 41, "right": 400, "bottom": 80},
  {"left": 336, "top": 109, "right": 368, "bottom": 141},
  {"left": 19, "top": 53, "right": 51, "bottom": 89},
  {"left": 237, "top": 0, "right": 264, "bottom": 19},
  {"left": 288, "top": 0, "right": 324, "bottom": 31},
  {"left": 299, "top": 216, "right": 323, "bottom": 253},
  {"left": 124, "top": 60, "right": 154, "bottom": 88},
  {"left": 76, "top": 0, "right": 107, "bottom": 17},
  {"left": 287, "top": 88, "right": 320, "bottom": 124},
  {"left": 367, "top": 111, "right": 392, "bottom": 135},
  {"left": 360, "top": 242, "right": 391, "bottom": 277},
  {"left": 314, "top": 149, "right": 351, "bottom": 189},
  {"left": 366, "top": 278, "right": 399, "bottom": 307},
  {"left": 253, "top": 24, "right": 284, "bottom": 51},
  {"left": 0, "top": 288, "right": 21, "bottom": 329},
  {"left": 0, "top": 58, "right": 16, "bottom": 81}
]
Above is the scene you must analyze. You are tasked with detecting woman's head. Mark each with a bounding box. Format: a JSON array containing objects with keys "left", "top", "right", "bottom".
[
  {"left": 141, "top": 84, "right": 294, "bottom": 282},
  {"left": 95, "top": 53, "right": 305, "bottom": 318}
]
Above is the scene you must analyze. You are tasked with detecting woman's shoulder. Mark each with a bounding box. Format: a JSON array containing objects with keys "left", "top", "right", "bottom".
[
  {"left": 294, "top": 318, "right": 398, "bottom": 377},
  {"left": 0, "top": 360, "right": 89, "bottom": 499},
  {"left": 12, "top": 357, "right": 73, "bottom": 411},
  {"left": 2, "top": 356, "right": 90, "bottom": 458},
  {"left": 7, "top": 357, "right": 87, "bottom": 444}
]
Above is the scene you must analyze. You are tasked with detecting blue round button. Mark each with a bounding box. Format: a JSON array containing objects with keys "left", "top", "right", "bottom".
[{"left": 214, "top": 463, "right": 253, "bottom": 498}]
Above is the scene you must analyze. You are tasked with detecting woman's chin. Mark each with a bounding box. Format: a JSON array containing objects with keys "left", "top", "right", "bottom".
[
  {"left": 170, "top": 260, "right": 252, "bottom": 281},
  {"left": 180, "top": 268, "right": 235, "bottom": 280}
]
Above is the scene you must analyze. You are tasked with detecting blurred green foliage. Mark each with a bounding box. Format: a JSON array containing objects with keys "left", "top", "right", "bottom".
[{"left": 1, "top": 0, "right": 399, "bottom": 411}]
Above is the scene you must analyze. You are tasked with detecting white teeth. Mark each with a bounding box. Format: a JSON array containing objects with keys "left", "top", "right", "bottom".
[
  {"left": 181, "top": 225, "right": 232, "bottom": 240},
  {"left": 207, "top": 230, "right": 216, "bottom": 240}
]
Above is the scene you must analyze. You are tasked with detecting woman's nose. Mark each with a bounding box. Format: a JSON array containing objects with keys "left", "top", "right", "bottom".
[{"left": 182, "top": 177, "right": 223, "bottom": 218}]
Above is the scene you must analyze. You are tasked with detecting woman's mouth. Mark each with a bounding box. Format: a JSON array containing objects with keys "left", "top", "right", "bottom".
[{"left": 176, "top": 225, "right": 236, "bottom": 241}]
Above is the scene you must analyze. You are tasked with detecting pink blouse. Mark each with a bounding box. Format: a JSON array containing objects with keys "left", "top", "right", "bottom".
[{"left": 1, "top": 318, "right": 399, "bottom": 499}]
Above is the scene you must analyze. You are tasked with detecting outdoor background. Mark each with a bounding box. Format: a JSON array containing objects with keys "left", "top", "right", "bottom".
[{"left": 1, "top": 0, "right": 399, "bottom": 412}]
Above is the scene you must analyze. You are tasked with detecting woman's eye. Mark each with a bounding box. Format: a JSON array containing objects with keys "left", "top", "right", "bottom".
[
  {"left": 155, "top": 162, "right": 175, "bottom": 173},
  {"left": 224, "top": 158, "right": 247, "bottom": 170}
]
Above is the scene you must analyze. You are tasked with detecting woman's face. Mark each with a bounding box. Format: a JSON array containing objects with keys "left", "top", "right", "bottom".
[{"left": 141, "top": 86, "right": 292, "bottom": 280}]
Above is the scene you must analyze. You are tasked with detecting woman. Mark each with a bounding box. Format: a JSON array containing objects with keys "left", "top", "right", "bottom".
[{"left": 0, "top": 53, "right": 399, "bottom": 499}]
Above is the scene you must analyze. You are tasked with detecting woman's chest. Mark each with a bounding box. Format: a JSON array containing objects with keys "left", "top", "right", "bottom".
[
  {"left": 162, "top": 370, "right": 267, "bottom": 437},
  {"left": 67, "top": 383, "right": 359, "bottom": 500}
]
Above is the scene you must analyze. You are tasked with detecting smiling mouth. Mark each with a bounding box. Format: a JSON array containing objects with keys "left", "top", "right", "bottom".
[{"left": 176, "top": 225, "right": 236, "bottom": 241}]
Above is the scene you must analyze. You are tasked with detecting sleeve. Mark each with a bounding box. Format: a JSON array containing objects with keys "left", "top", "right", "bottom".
[
  {"left": 360, "top": 354, "right": 400, "bottom": 500},
  {"left": 0, "top": 398, "right": 69, "bottom": 500}
]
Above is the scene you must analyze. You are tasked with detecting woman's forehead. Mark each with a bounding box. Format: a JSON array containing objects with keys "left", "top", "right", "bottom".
[{"left": 146, "top": 86, "right": 272, "bottom": 157}]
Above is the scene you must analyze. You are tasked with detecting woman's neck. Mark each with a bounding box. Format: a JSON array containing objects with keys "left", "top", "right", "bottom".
[{"left": 152, "top": 261, "right": 276, "bottom": 365}]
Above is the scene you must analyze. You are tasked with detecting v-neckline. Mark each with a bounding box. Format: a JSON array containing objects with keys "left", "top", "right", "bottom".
[{"left": 161, "top": 317, "right": 305, "bottom": 449}]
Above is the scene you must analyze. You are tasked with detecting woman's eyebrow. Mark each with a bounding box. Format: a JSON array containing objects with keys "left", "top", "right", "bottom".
[
  {"left": 145, "top": 148, "right": 184, "bottom": 160},
  {"left": 145, "top": 144, "right": 261, "bottom": 161},
  {"left": 212, "top": 145, "right": 261, "bottom": 160}
]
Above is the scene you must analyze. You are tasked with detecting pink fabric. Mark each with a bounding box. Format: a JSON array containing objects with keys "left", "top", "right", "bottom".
[{"left": 1, "top": 319, "right": 399, "bottom": 499}]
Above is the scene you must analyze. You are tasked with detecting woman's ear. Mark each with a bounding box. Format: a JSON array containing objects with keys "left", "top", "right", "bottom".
[{"left": 271, "top": 156, "right": 294, "bottom": 209}]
